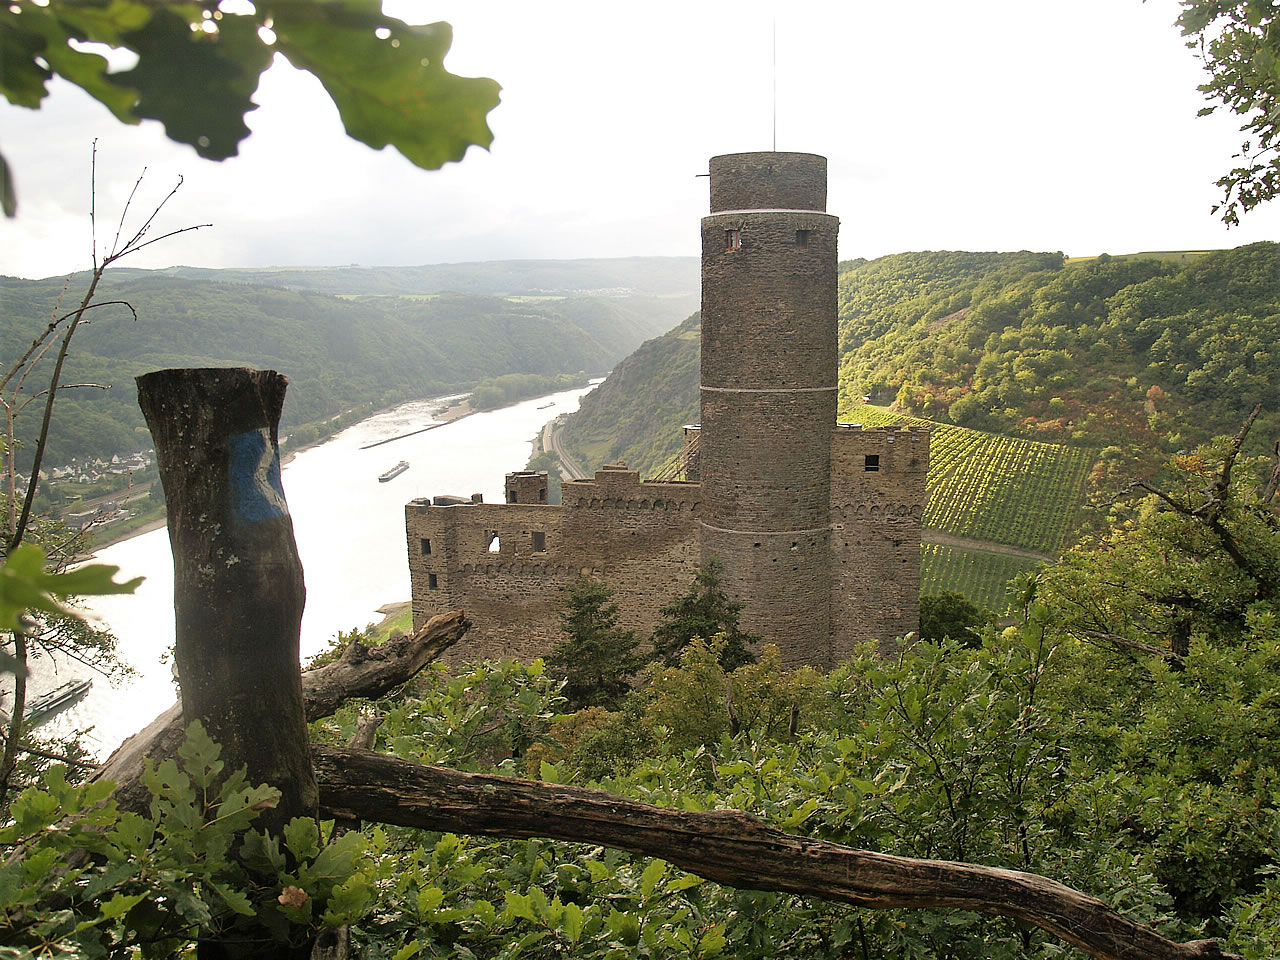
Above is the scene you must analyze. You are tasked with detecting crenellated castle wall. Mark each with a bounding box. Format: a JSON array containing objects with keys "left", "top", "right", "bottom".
[
  {"left": 407, "top": 422, "right": 928, "bottom": 667},
  {"left": 407, "top": 466, "right": 701, "bottom": 664}
]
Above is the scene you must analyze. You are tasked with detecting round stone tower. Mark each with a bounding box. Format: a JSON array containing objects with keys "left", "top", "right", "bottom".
[{"left": 699, "top": 152, "right": 839, "bottom": 668}]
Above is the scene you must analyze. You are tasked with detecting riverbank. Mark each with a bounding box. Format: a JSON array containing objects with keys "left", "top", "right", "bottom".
[
  {"left": 82, "top": 392, "right": 477, "bottom": 555},
  {"left": 371, "top": 601, "right": 412, "bottom": 640}
]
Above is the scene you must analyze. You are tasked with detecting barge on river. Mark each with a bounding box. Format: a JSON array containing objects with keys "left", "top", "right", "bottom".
[{"left": 379, "top": 461, "right": 410, "bottom": 483}]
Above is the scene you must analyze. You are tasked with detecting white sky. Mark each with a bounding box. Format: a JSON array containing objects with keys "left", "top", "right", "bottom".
[{"left": 3, "top": 0, "right": 1278, "bottom": 280}]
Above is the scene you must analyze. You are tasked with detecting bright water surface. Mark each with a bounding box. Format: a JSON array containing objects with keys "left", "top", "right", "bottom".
[{"left": 37, "top": 383, "right": 597, "bottom": 758}]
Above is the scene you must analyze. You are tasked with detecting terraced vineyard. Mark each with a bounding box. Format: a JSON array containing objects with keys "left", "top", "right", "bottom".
[
  {"left": 842, "top": 404, "right": 1096, "bottom": 609},
  {"left": 924, "top": 428, "right": 1093, "bottom": 553},
  {"left": 920, "top": 543, "right": 1041, "bottom": 613},
  {"left": 844, "top": 404, "right": 1094, "bottom": 555}
]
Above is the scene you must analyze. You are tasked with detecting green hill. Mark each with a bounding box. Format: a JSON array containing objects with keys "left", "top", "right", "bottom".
[
  {"left": 842, "top": 404, "right": 1093, "bottom": 609},
  {"left": 0, "top": 262, "right": 695, "bottom": 469},
  {"left": 557, "top": 314, "right": 1095, "bottom": 610},
  {"left": 559, "top": 311, "right": 701, "bottom": 476},
  {"left": 840, "top": 243, "right": 1280, "bottom": 464}
]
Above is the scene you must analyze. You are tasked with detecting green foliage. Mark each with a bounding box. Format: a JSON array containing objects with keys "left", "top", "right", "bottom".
[
  {"left": 840, "top": 245, "right": 1280, "bottom": 466},
  {"left": 361, "top": 621, "right": 1260, "bottom": 959},
  {"left": 0, "top": 543, "right": 139, "bottom": 635},
  {"left": 1038, "top": 433, "right": 1280, "bottom": 657},
  {"left": 18, "top": 613, "right": 1280, "bottom": 958},
  {"left": 639, "top": 638, "right": 825, "bottom": 755},
  {"left": 651, "top": 559, "right": 759, "bottom": 670},
  {"left": 918, "top": 591, "right": 994, "bottom": 645},
  {"left": 0, "top": 0, "right": 500, "bottom": 216},
  {"left": 16, "top": 424, "right": 1280, "bottom": 958},
  {"left": 0, "top": 721, "right": 374, "bottom": 956},
  {"left": 544, "top": 578, "right": 644, "bottom": 711},
  {"left": 342, "top": 658, "right": 565, "bottom": 774},
  {"left": 1178, "top": 1, "right": 1280, "bottom": 224}
]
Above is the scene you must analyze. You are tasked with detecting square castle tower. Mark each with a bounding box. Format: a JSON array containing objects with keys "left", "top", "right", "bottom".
[{"left": 405, "top": 152, "right": 928, "bottom": 669}]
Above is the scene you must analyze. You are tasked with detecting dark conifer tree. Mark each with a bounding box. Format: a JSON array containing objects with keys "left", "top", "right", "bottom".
[
  {"left": 918, "top": 591, "right": 994, "bottom": 647},
  {"left": 651, "top": 559, "right": 759, "bottom": 670},
  {"left": 545, "top": 578, "right": 644, "bottom": 710}
]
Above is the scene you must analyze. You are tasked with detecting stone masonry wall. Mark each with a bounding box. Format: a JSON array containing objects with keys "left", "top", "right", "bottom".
[
  {"left": 699, "top": 162, "right": 839, "bottom": 664},
  {"left": 709, "top": 153, "right": 827, "bottom": 213},
  {"left": 829, "top": 425, "right": 930, "bottom": 659},
  {"left": 406, "top": 466, "right": 701, "bottom": 664},
  {"left": 406, "top": 151, "right": 930, "bottom": 673}
]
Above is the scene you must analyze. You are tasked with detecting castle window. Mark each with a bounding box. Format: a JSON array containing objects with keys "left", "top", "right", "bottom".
[
  {"left": 508, "top": 489, "right": 518, "bottom": 503},
  {"left": 726, "top": 229, "right": 741, "bottom": 251},
  {"left": 487, "top": 531, "right": 500, "bottom": 553},
  {"left": 532, "top": 531, "right": 546, "bottom": 552},
  {"left": 539, "top": 488, "right": 547, "bottom": 503},
  {"left": 420, "top": 538, "right": 431, "bottom": 555},
  {"left": 428, "top": 573, "right": 438, "bottom": 590},
  {"left": 864, "top": 454, "right": 880, "bottom": 472},
  {"left": 795, "top": 229, "right": 810, "bottom": 247}
]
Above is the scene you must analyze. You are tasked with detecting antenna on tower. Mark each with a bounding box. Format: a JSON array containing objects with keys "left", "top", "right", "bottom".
[{"left": 771, "top": 17, "right": 777, "bottom": 151}]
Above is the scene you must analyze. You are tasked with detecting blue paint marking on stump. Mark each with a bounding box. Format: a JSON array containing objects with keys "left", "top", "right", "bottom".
[{"left": 229, "top": 428, "right": 288, "bottom": 525}]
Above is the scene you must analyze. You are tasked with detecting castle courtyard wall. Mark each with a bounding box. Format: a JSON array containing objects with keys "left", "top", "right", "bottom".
[{"left": 407, "top": 467, "right": 701, "bottom": 664}]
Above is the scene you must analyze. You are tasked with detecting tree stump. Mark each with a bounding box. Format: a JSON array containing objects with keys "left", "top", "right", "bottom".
[{"left": 137, "top": 368, "right": 316, "bottom": 833}]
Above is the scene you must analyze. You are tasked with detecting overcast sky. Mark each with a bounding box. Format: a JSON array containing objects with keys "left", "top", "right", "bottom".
[{"left": 3, "top": 0, "right": 1278, "bottom": 280}]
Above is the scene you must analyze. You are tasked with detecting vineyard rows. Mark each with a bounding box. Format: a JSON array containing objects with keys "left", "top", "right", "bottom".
[
  {"left": 920, "top": 542, "right": 1041, "bottom": 614},
  {"left": 843, "top": 404, "right": 1094, "bottom": 555},
  {"left": 924, "top": 426, "right": 1093, "bottom": 553}
]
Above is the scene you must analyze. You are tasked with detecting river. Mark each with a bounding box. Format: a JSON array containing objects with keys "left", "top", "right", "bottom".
[{"left": 34, "top": 383, "right": 597, "bottom": 759}]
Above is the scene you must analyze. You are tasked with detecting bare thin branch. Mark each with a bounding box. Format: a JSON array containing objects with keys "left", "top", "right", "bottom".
[
  {"left": 50, "top": 300, "right": 139, "bottom": 326},
  {"left": 89, "top": 140, "right": 97, "bottom": 267},
  {"left": 1072, "top": 629, "right": 1181, "bottom": 664},
  {"left": 111, "top": 222, "right": 211, "bottom": 263},
  {"left": 0, "top": 631, "right": 29, "bottom": 800},
  {"left": 0, "top": 288, "right": 75, "bottom": 396},
  {"left": 108, "top": 166, "right": 149, "bottom": 261},
  {"left": 17, "top": 744, "right": 95, "bottom": 769},
  {"left": 1201, "top": 401, "right": 1262, "bottom": 521},
  {"left": 1257, "top": 440, "right": 1280, "bottom": 505},
  {"left": 107, "top": 174, "right": 187, "bottom": 264}
]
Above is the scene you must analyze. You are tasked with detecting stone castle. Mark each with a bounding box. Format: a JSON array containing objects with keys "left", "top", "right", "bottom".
[{"left": 406, "top": 152, "right": 928, "bottom": 670}]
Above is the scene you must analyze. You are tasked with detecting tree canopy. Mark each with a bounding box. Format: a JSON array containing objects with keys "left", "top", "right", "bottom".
[
  {"left": 0, "top": 0, "right": 501, "bottom": 216},
  {"left": 1180, "top": 0, "right": 1280, "bottom": 224}
]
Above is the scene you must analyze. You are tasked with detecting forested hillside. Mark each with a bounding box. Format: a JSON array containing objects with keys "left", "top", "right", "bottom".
[
  {"left": 563, "top": 241, "right": 1280, "bottom": 485},
  {"left": 555, "top": 245, "right": 1280, "bottom": 606},
  {"left": 840, "top": 243, "right": 1280, "bottom": 463},
  {"left": 559, "top": 312, "right": 701, "bottom": 475},
  {"left": 0, "top": 264, "right": 694, "bottom": 468}
]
